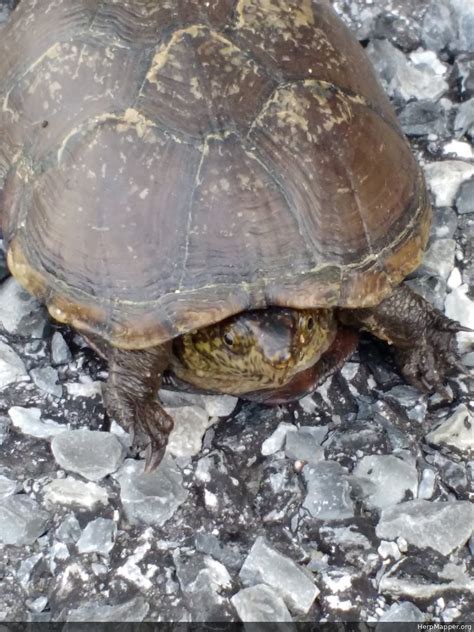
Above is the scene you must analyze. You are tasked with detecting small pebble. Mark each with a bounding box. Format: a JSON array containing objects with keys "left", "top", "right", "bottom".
[
  {"left": 8, "top": 406, "right": 64, "bottom": 439},
  {"left": 51, "top": 332, "right": 72, "bottom": 365},
  {"left": 376, "top": 500, "right": 473, "bottom": 555},
  {"left": 0, "top": 495, "right": 50, "bottom": 546},
  {"left": 114, "top": 457, "right": 187, "bottom": 527},
  {"left": 424, "top": 160, "right": 474, "bottom": 207},
  {"left": 30, "top": 367, "right": 62, "bottom": 398},
  {"left": 166, "top": 405, "right": 213, "bottom": 458},
  {"left": 0, "top": 278, "right": 47, "bottom": 337},
  {"left": 43, "top": 478, "right": 109, "bottom": 508},
  {"left": 66, "top": 596, "right": 149, "bottom": 623},
  {"left": 353, "top": 454, "right": 418, "bottom": 510},
  {"left": 239, "top": 536, "right": 319, "bottom": 615},
  {"left": 231, "top": 584, "right": 293, "bottom": 622},
  {"left": 302, "top": 461, "right": 355, "bottom": 520},
  {"left": 76, "top": 518, "right": 117, "bottom": 556},
  {"left": 425, "top": 405, "right": 473, "bottom": 454},
  {"left": 51, "top": 429, "right": 125, "bottom": 481},
  {"left": 261, "top": 422, "right": 296, "bottom": 456}
]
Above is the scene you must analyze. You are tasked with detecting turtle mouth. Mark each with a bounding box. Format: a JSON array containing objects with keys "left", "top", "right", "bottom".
[{"left": 241, "top": 327, "right": 358, "bottom": 404}]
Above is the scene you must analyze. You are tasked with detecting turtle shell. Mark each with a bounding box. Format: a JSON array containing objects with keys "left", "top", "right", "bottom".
[{"left": 0, "top": 0, "right": 431, "bottom": 349}]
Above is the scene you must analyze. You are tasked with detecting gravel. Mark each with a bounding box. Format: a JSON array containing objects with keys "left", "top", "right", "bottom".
[
  {"left": 0, "top": 0, "right": 473, "bottom": 624},
  {"left": 376, "top": 500, "right": 473, "bottom": 555},
  {"left": 239, "top": 537, "right": 319, "bottom": 615},
  {"left": 51, "top": 429, "right": 125, "bottom": 480},
  {"left": 76, "top": 518, "right": 117, "bottom": 556},
  {"left": 0, "top": 495, "right": 50, "bottom": 546},
  {"left": 114, "top": 457, "right": 188, "bottom": 527},
  {"left": 231, "top": 584, "right": 293, "bottom": 622}
]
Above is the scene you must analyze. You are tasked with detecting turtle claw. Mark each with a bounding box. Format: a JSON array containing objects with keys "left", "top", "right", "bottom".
[
  {"left": 436, "top": 317, "right": 472, "bottom": 334},
  {"left": 144, "top": 443, "right": 167, "bottom": 473},
  {"left": 394, "top": 315, "right": 468, "bottom": 393},
  {"left": 134, "top": 401, "right": 174, "bottom": 472}
]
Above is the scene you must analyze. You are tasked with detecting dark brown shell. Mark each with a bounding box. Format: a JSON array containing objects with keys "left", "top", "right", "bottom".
[{"left": 0, "top": 0, "right": 430, "bottom": 349}]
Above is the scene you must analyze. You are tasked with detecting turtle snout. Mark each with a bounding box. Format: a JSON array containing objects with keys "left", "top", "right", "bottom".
[{"left": 247, "top": 310, "right": 297, "bottom": 366}]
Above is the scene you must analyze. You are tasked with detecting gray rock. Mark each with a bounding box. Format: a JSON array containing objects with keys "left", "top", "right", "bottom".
[
  {"left": 51, "top": 429, "right": 125, "bottom": 481},
  {"left": 383, "top": 385, "right": 422, "bottom": 408},
  {"left": 159, "top": 390, "right": 238, "bottom": 417},
  {"left": 26, "top": 597, "right": 48, "bottom": 614},
  {"left": 299, "top": 424, "right": 329, "bottom": 445},
  {"left": 302, "top": 461, "right": 355, "bottom": 520},
  {"left": 456, "top": 178, "right": 474, "bottom": 214},
  {"left": 378, "top": 601, "right": 426, "bottom": 623},
  {"left": 239, "top": 536, "right": 319, "bottom": 615},
  {"left": 353, "top": 455, "right": 418, "bottom": 510},
  {"left": 419, "top": 239, "right": 456, "bottom": 280},
  {"left": 284, "top": 429, "right": 325, "bottom": 464},
  {"left": 115, "top": 456, "right": 187, "bottom": 527},
  {"left": 65, "top": 378, "right": 102, "bottom": 399},
  {"left": 174, "top": 551, "right": 233, "bottom": 620},
  {"left": 378, "top": 540, "right": 402, "bottom": 561},
  {"left": 399, "top": 100, "right": 447, "bottom": 137},
  {"left": 116, "top": 556, "right": 154, "bottom": 593},
  {"left": 463, "top": 351, "right": 474, "bottom": 367},
  {"left": 445, "top": 285, "right": 474, "bottom": 352},
  {"left": 425, "top": 404, "right": 473, "bottom": 453},
  {"left": 200, "top": 394, "right": 238, "bottom": 417},
  {"left": 56, "top": 514, "right": 82, "bottom": 544},
  {"left": 0, "top": 495, "right": 50, "bottom": 545},
  {"left": 43, "top": 478, "right": 109, "bottom": 508},
  {"left": 450, "top": 0, "right": 474, "bottom": 52},
  {"left": 367, "top": 39, "right": 448, "bottom": 102},
  {"left": 405, "top": 276, "right": 447, "bottom": 312},
  {"left": 195, "top": 533, "right": 243, "bottom": 571},
  {"left": 422, "top": 0, "right": 456, "bottom": 51},
  {"left": 0, "top": 473, "right": 20, "bottom": 498},
  {"left": 0, "top": 277, "right": 47, "bottom": 337},
  {"left": 447, "top": 266, "right": 463, "bottom": 290},
  {"left": 8, "top": 406, "right": 64, "bottom": 439},
  {"left": 0, "top": 340, "right": 28, "bottom": 390},
  {"left": 17, "top": 553, "right": 43, "bottom": 589},
  {"left": 50, "top": 332, "right": 72, "bottom": 365},
  {"left": 424, "top": 160, "right": 474, "bottom": 207},
  {"left": 379, "top": 558, "right": 474, "bottom": 599},
  {"left": 76, "top": 518, "right": 116, "bottom": 556},
  {"left": 231, "top": 584, "right": 293, "bottom": 623},
  {"left": 261, "top": 422, "right": 296, "bottom": 456},
  {"left": 66, "top": 596, "right": 149, "bottom": 622},
  {"left": 418, "top": 468, "right": 436, "bottom": 499},
  {"left": 0, "top": 415, "right": 9, "bottom": 445},
  {"left": 376, "top": 500, "right": 473, "bottom": 555},
  {"left": 166, "top": 405, "right": 212, "bottom": 458},
  {"left": 454, "top": 54, "right": 474, "bottom": 100},
  {"left": 428, "top": 451, "right": 468, "bottom": 496},
  {"left": 431, "top": 206, "right": 459, "bottom": 240},
  {"left": 30, "top": 366, "right": 62, "bottom": 398},
  {"left": 454, "top": 98, "right": 474, "bottom": 138}
]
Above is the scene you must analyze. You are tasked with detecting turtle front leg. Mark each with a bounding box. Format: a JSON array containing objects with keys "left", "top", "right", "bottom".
[
  {"left": 339, "top": 285, "right": 470, "bottom": 392},
  {"left": 104, "top": 343, "right": 174, "bottom": 472}
]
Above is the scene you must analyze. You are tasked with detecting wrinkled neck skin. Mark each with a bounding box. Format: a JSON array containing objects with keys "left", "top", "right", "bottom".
[{"left": 170, "top": 307, "right": 338, "bottom": 396}]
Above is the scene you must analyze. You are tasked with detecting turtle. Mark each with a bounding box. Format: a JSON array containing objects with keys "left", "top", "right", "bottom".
[{"left": 0, "top": 0, "right": 468, "bottom": 471}]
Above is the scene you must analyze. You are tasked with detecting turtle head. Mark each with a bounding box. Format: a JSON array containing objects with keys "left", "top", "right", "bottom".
[{"left": 171, "top": 307, "right": 337, "bottom": 395}]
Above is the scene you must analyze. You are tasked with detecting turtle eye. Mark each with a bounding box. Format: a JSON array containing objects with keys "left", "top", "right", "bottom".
[
  {"left": 223, "top": 332, "right": 234, "bottom": 347},
  {"left": 306, "top": 316, "right": 315, "bottom": 331}
]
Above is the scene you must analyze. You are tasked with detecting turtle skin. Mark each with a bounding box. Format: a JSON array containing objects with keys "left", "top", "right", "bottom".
[{"left": 0, "top": 0, "right": 468, "bottom": 470}]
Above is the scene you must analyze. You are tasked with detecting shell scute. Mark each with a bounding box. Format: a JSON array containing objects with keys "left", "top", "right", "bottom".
[{"left": 137, "top": 25, "right": 275, "bottom": 139}]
